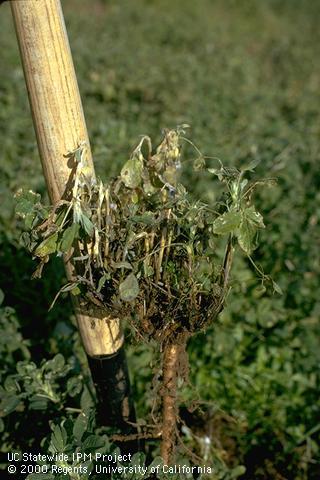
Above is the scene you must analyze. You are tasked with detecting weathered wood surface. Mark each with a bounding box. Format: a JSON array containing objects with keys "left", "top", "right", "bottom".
[{"left": 11, "top": 0, "right": 123, "bottom": 356}]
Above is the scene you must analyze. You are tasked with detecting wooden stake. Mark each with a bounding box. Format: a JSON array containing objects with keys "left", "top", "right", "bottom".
[{"left": 10, "top": 0, "right": 123, "bottom": 357}]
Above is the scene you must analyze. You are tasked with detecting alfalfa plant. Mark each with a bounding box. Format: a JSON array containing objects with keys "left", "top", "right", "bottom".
[{"left": 16, "top": 126, "right": 278, "bottom": 464}]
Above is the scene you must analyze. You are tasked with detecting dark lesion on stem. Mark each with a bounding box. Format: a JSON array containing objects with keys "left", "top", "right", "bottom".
[
  {"left": 87, "top": 345, "right": 141, "bottom": 452},
  {"left": 87, "top": 346, "right": 135, "bottom": 430}
]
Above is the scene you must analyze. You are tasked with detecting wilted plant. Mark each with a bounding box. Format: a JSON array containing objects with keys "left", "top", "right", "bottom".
[{"left": 16, "top": 127, "right": 275, "bottom": 464}]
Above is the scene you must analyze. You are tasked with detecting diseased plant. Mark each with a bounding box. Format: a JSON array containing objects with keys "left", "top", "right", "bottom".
[{"left": 16, "top": 127, "right": 276, "bottom": 464}]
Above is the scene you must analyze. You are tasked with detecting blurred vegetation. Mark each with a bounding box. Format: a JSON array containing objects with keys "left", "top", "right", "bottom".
[{"left": 0, "top": 0, "right": 319, "bottom": 478}]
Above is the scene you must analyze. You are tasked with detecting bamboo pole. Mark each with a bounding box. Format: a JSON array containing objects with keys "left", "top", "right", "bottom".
[
  {"left": 9, "top": 0, "right": 137, "bottom": 431},
  {"left": 10, "top": 0, "right": 123, "bottom": 358}
]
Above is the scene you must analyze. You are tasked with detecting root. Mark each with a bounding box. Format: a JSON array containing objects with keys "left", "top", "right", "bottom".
[{"left": 160, "top": 338, "right": 187, "bottom": 464}]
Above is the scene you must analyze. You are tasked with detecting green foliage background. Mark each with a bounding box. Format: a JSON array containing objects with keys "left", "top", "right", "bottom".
[{"left": 0, "top": 0, "right": 319, "bottom": 479}]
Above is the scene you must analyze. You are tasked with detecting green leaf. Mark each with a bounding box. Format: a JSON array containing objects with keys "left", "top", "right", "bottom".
[
  {"left": 82, "top": 434, "right": 105, "bottom": 451},
  {"left": 244, "top": 206, "right": 265, "bottom": 228},
  {"left": 27, "top": 474, "right": 54, "bottom": 480},
  {"left": 73, "top": 413, "right": 88, "bottom": 443},
  {"left": 212, "top": 210, "right": 241, "bottom": 235},
  {"left": 29, "top": 396, "right": 48, "bottom": 410},
  {"left": 24, "top": 212, "right": 36, "bottom": 230},
  {"left": 51, "top": 424, "right": 67, "bottom": 452},
  {"left": 121, "top": 155, "right": 143, "bottom": 188},
  {"left": 125, "top": 452, "right": 146, "bottom": 479},
  {"left": 15, "top": 190, "right": 41, "bottom": 218},
  {"left": 59, "top": 223, "right": 79, "bottom": 252},
  {"left": 55, "top": 207, "right": 68, "bottom": 227},
  {"left": 119, "top": 273, "right": 139, "bottom": 301},
  {"left": 4, "top": 376, "right": 19, "bottom": 393},
  {"left": 241, "top": 157, "right": 260, "bottom": 172},
  {"left": 148, "top": 456, "right": 163, "bottom": 471},
  {"left": 236, "top": 206, "right": 265, "bottom": 254},
  {"left": 16, "top": 361, "right": 36, "bottom": 376},
  {"left": 35, "top": 232, "right": 59, "bottom": 257},
  {"left": 0, "top": 288, "right": 4, "bottom": 306},
  {"left": 130, "top": 212, "right": 156, "bottom": 225},
  {"left": 67, "top": 377, "right": 82, "bottom": 397},
  {"left": 230, "top": 465, "right": 246, "bottom": 478},
  {"left": 80, "top": 386, "right": 94, "bottom": 413},
  {"left": 97, "top": 273, "right": 109, "bottom": 293},
  {"left": 70, "top": 286, "right": 81, "bottom": 296},
  {"left": 80, "top": 214, "right": 94, "bottom": 237},
  {"left": 208, "top": 167, "right": 219, "bottom": 175},
  {"left": 0, "top": 395, "right": 21, "bottom": 416},
  {"left": 272, "top": 280, "right": 283, "bottom": 295},
  {"left": 130, "top": 452, "right": 146, "bottom": 467},
  {"left": 47, "top": 353, "right": 65, "bottom": 372},
  {"left": 253, "top": 284, "right": 267, "bottom": 298},
  {"left": 237, "top": 216, "right": 256, "bottom": 254}
]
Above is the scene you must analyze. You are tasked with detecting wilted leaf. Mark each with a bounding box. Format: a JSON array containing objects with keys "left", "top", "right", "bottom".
[
  {"left": 253, "top": 284, "right": 267, "bottom": 298},
  {"left": 121, "top": 155, "right": 143, "bottom": 188},
  {"left": 119, "top": 273, "right": 139, "bottom": 301},
  {"left": 111, "top": 261, "right": 133, "bottom": 269},
  {"left": 35, "top": 233, "right": 59, "bottom": 258},
  {"left": 142, "top": 172, "right": 158, "bottom": 195},
  {"left": 193, "top": 156, "right": 206, "bottom": 171},
  {"left": 49, "top": 283, "right": 80, "bottom": 310},
  {"left": 144, "top": 265, "right": 154, "bottom": 277},
  {"left": 212, "top": 210, "right": 241, "bottom": 235},
  {"left": 162, "top": 165, "right": 179, "bottom": 186},
  {"left": 31, "top": 260, "right": 47, "bottom": 280},
  {"left": 59, "top": 223, "right": 79, "bottom": 252},
  {"left": 20, "top": 232, "right": 31, "bottom": 249},
  {"left": 24, "top": 213, "right": 35, "bottom": 230}
]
